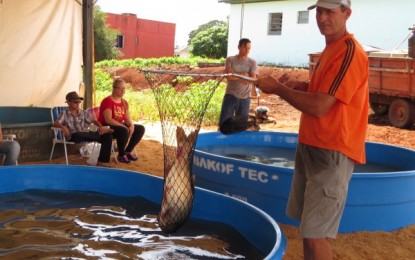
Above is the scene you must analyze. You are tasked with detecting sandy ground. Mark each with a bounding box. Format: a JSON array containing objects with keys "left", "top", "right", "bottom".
[{"left": 22, "top": 66, "right": 415, "bottom": 259}]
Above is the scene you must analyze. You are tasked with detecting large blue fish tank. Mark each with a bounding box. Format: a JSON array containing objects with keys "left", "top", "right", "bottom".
[
  {"left": 0, "top": 165, "right": 286, "bottom": 259},
  {"left": 193, "top": 131, "right": 415, "bottom": 233}
]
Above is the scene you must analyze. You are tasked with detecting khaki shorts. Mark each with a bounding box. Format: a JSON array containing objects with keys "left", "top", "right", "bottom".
[{"left": 286, "top": 143, "right": 354, "bottom": 239}]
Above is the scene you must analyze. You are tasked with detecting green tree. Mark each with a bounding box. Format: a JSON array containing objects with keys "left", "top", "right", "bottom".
[
  {"left": 190, "top": 25, "right": 228, "bottom": 59},
  {"left": 94, "top": 6, "right": 121, "bottom": 62},
  {"left": 187, "top": 20, "right": 228, "bottom": 45}
]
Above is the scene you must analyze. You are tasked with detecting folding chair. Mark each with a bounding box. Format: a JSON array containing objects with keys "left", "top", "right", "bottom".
[{"left": 50, "top": 106, "right": 99, "bottom": 165}]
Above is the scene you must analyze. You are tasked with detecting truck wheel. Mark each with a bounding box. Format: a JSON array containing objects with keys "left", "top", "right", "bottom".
[
  {"left": 370, "top": 102, "right": 388, "bottom": 115},
  {"left": 388, "top": 99, "right": 415, "bottom": 129}
]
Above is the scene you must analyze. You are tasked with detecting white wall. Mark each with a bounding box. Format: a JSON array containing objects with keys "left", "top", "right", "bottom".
[{"left": 227, "top": 0, "right": 415, "bottom": 67}]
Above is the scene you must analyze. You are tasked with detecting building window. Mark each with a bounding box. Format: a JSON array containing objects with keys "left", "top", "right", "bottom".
[
  {"left": 298, "top": 11, "right": 309, "bottom": 24},
  {"left": 116, "top": 35, "right": 124, "bottom": 48},
  {"left": 268, "top": 13, "right": 283, "bottom": 35}
]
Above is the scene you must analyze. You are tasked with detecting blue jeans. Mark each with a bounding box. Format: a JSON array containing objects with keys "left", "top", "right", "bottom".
[
  {"left": 219, "top": 94, "right": 251, "bottom": 134},
  {"left": 0, "top": 140, "right": 20, "bottom": 166},
  {"left": 219, "top": 94, "right": 251, "bottom": 125}
]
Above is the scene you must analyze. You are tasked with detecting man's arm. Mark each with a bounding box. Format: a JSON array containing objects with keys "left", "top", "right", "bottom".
[
  {"left": 91, "top": 119, "right": 113, "bottom": 135},
  {"left": 257, "top": 75, "right": 336, "bottom": 118},
  {"left": 92, "top": 119, "right": 103, "bottom": 128},
  {"left": 53, "top": 120, "right": 71, "bottom": 138}
]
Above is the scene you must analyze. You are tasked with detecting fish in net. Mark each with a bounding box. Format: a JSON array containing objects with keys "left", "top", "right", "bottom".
[{"left": 141, "top": 69, "right": 228, "bottom": 233}]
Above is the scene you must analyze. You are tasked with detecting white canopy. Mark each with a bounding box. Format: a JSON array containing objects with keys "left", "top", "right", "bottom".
[{"left": 0, "top": 0, "right": 83, "bottom": 107}]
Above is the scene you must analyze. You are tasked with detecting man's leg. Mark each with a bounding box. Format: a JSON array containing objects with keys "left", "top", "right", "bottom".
[
  {"left": 235, "top": 97, "right": 251, "bottom": 120},
  {"left": 70, "top": 132, "right": 100, "bottom": 143},
  {"left": 220, "top": 97, "right": 256, "bottom": 134},
  {"left": 219, "top": 94, "right": 237, "bottom": 126},
  {"left": 303, "top": 238, "right": 333, "bottom": 260},
  {"left": 98, "top": 133, "right": 112, "bottom": 163},
  {"left": 298, "top": 145, "right": 354, "bottom": 260},
  {"left": 219, "top": 116, "right": 251, "bottom": 134},
  {"left": 0, "top": 140, "right": 20, "bottom": 166}
]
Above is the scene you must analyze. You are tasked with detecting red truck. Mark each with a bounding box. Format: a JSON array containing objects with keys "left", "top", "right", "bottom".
[{"left": 367, "top": 52, "right": 414, "bottom": 128}]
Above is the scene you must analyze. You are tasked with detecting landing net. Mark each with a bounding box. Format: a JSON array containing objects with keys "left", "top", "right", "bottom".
[{"left": 142, "top": 69, "right": 230, "bottom": 233}]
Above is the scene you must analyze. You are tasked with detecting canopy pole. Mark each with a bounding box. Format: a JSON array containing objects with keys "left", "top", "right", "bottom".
[{"left": 82, "top": 0, "right": 94, "bottom": 109}]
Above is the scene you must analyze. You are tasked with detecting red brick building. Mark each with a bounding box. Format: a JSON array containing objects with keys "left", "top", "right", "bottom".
[{"left": 106, "top": 13, "right": 175, "bottom": 59}]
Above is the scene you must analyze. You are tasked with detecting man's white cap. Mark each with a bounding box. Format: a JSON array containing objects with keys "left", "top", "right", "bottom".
[{"left": 308, "top": 0, "right": 351, "bottom": 10}]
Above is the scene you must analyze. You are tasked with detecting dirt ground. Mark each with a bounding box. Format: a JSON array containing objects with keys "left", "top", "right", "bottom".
[{"left": 26, "top": 66, "right": 415, "bottom": 259}]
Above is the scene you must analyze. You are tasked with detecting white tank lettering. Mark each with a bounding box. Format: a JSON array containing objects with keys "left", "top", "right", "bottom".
[
  {"left": 193, "top": 155, "right": 234, "bottom": 174},
  {"left": 238, "top": 167, "right": 269, "bottom": 183}
]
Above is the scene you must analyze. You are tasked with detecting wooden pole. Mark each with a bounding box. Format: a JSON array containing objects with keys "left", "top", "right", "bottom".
[{"left": 82, "top": 0, "right": 94, "bottom": 109}]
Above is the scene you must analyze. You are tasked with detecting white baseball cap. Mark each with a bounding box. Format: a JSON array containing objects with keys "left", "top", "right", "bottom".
[{"left": 308, "top": 0, "right": 351, "bottom": 10}]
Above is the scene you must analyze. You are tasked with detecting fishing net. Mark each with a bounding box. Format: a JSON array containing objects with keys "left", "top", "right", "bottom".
[{"left": 141, "top": 69, "right": 228, "bottom": 233}]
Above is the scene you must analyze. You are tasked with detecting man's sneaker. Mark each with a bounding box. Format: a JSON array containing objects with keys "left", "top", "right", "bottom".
[
  {"left": 126, "top": 152, "right": 138, "bottom": 161},
  {"left": 117, "top": 155, "right": 131, "bottom": 163}
]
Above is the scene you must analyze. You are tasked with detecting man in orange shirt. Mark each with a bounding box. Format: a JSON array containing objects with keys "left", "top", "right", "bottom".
[{"left": 257, "top": 0, "right": 369, "bottom": 259}]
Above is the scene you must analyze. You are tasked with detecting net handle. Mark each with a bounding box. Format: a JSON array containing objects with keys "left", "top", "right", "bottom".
[{"left": 140, "top": 69, "right": 257, "bottom": 82}]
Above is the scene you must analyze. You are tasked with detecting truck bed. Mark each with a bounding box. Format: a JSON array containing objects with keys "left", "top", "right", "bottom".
[{"left": 368, "top": 52, "right": 415, "bottom": 98}]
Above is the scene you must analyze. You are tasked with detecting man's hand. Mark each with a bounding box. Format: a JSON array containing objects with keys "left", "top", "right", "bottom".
[
  {"left": 256, "top": 76, "right": 309, "bottom": 94},
  {"left": 255, "top": 75, "right": 283, "bottom": 94},
  {"left": 98, "top": 126, "right": 114, "bottom": 135}
]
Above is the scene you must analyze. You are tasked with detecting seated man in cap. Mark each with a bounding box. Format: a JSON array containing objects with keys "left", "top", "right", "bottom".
[{"left": 53, "top": 91, "right": 114, "bottom": 166}]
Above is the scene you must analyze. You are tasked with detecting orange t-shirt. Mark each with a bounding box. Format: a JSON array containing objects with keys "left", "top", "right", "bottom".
[{"left": 299, "top": 34, "right": 369, "bottom": 164}]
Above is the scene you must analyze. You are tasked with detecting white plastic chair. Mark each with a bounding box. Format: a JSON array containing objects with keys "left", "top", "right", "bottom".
[
  {"left": 49, "top": 106, "right": 78, "bottom": 165},
  {"left": 49, "top": 106, "right": 101, "bottom": 165}
]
